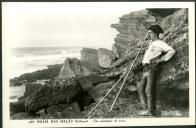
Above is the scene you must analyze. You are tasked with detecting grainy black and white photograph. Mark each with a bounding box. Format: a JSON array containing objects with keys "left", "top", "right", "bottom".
[{"left": 2, "top": 2, "right": 195, "bottom": 127}]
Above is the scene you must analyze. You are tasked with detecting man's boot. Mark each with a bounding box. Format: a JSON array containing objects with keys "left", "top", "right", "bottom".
[{"left": 147, "top": 96, "right": 156, "bottom": 116}]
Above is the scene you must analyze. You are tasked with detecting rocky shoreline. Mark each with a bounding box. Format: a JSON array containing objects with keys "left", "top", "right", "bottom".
[{"left": 10, "top": 9, "right": 189, "bottom": 119}]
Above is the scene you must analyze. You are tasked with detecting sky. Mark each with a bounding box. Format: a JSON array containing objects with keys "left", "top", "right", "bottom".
[{"left": 2, "top": 2, "right": 191, "bottom": 49}]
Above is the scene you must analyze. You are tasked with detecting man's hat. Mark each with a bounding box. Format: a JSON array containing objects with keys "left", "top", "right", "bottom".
[{"left": 148, "top": 25, "right": 164, "bottom": 34}]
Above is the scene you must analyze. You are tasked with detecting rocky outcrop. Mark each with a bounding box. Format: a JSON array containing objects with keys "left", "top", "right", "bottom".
[
  {"left": 58, "top": 58, "right": 91, "bottom": 79},
  {"left": 10, "top": 64, "right": 62, "bottom": 86},
  {"left": 111, "top": 10, "right": 156, "bottom": 58},
  {"left": 98, "top": 48, "right": 115, "bottom": 68},
  {"left": 80, "top": 48, "right": 99, "bottom": 66},
  {"left": 26, "top": 78, "right": 82, "bottom": 113}
]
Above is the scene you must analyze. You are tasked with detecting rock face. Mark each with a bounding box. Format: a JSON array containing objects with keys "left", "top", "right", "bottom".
[
  {"left": 58, "top": 58, "right": 91, "bottom": 79},
  {"left": 98, "top": 48, "right": 115, "bottom": 68},
  {"left": 155, "top": 9, "right": 188, "bottom": 86}
]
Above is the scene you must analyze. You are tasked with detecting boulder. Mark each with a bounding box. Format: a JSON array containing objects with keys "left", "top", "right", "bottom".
[
  {"left": 98, "top": 48, "right": 115, "bottom": 68},
  {"left": 58, "top": 58, "right": 91, "bottom": 79},
  {"left": 80, "top": 48, "right": 99, "bottom": 66}
]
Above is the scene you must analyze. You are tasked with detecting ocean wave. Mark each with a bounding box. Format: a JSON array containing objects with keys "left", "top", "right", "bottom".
[{"left": 11, "top": 47, "right": 82, "bottom": 57}]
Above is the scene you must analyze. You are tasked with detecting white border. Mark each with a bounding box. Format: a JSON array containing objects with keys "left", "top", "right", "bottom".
[{"left": 2, "top": 2, "right": 195, "bottom": 128}]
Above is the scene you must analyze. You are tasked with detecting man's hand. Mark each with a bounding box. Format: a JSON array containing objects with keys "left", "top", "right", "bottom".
[
  {"left": 150, "top": 58, "right": 163, "bottom": 65},
  {"left": 155, "top": 59, "right": 163, "bottom": 64}
]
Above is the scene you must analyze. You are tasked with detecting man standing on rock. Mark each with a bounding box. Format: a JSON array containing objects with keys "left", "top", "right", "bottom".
[{"left": 137, "top": 25, "right": 175, "bottom": 116}]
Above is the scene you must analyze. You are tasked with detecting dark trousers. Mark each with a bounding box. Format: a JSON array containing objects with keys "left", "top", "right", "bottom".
[{"left": 138, "top": 64, "right": 157, "bottom": 113}]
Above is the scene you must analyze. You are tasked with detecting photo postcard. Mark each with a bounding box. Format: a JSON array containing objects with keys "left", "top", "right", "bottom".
[{"left": 2, "top": 2, "right": 195, "bottom": 128}]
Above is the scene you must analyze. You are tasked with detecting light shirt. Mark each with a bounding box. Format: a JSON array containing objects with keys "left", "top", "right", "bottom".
[{"left": 142, "top": 39, "right": 175, "bottom": 64}]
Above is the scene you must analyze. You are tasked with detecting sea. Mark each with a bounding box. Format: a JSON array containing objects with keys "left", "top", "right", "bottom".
[{"left": 9, "top": 47, "right": 82, "bottom": 102}]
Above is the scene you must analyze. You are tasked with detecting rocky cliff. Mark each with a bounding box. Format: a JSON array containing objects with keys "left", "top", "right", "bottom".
[
  {"left": 109, "top": 9, "right": 188, "bottom": 87},
  {"left": 85, "top": 8, "right": 189, "bottom": 118}
]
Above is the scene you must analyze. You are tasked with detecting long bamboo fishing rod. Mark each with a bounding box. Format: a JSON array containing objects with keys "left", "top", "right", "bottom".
[{"left": 109, "top": 31, "right": 149, "bottom": 112}]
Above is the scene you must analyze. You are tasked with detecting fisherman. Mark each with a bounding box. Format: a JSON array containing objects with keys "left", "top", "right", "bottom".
[{"left": 137, "top": 25, "right": 175, "bottom": 116}]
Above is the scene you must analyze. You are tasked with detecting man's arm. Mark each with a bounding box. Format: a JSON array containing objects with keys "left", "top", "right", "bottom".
[
  {"left": 159, "top": 48, "right": 175, "bottom": 62},
  {"left": 156, "top": 41, "right": 176, "bottom": 64}
]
